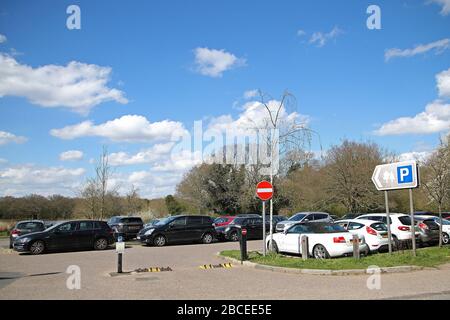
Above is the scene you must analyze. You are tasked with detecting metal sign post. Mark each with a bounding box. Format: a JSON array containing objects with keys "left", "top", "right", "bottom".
[
  {"left": 262, "top": 201, "right": 266, "bottom": 256},
  {"left": 384, "top": 191, "right": 392, "bottom": 254},
  {"left": 372, "top": 161, "right": 420, "bottom": 256},
  {"left": 256, "top": 180, "right": 273, "bottom": 257},
  {"left": 116, "top": 237, "right": 125, "bottom": 273},
  {"left": 409, "top": 189, "right": 416, "bottom": 256}
]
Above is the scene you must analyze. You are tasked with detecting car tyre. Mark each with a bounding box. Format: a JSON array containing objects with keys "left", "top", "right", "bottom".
[
  {"left": 153, "top": 235, "right": 167, "bottom": 247},
  {"left": 94, "top": 237, "right": 108, "bottom": 250},
  {"left": 230, "top": 231, "right": 239, "bottom": 242},
  {"left": 442, "top": 233, "right": 449, "bottom": 245},
  {"left": 312, "top": 244, "right": 330, "bottom": 259},
  {"left": 267, "top": 240, "right": 279, "bottom": 253},
  {"left": 30, "top": 240, "right": 45, "bottom": 255},
  {"left": 202, "top": 233, "right": 213, "bottom": 244}
]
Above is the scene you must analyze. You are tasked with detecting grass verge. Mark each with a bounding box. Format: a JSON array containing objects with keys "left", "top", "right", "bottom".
[{"left": 220, "top": 246, "right": 450, "bottom": 270}]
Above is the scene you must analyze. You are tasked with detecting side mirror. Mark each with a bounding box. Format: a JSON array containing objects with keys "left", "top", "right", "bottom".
[{"left": 303, "top": 218, "right": 309, "bottom": 222}]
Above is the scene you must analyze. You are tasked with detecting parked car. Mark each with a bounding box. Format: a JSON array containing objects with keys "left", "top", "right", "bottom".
[
  {"left": 107, "top": 216, "right": 144, "bottom": 240},
  {"left": 236, "top": 214, "right": 261, "bottom": 218},
  {"left": 9, "top": 220, "right": 46, "bottom": 249},
  {"left": 213, "top": 216, "right": 236, "bottom": 227},
  {"left": 336, "top": 219, "right": 390, "bottom": 253},
  {"left": 275, "top": 212, "right": 332, "bottom": 233},
  {"left": 266, "top": 222, "right": 369, "bottom": 259},
  {"left": 137, "top": 215, "right": 216, "bottom": 246},
  {"left": 356, "top": 213, "right": 420, "bottom": 247},
  {"left": 12, "top": 220, "right": 115, "bottom": 255},
  {"left": 414, "top": 211, "right": 437, "bottom": 217},
  {"left": 218, "top": 216, "right": 266, "bottom": 241},
  {"left": 413, "top": 216, "right": 440, "bottom": 246},
  {"left": 426, "top": 216, "right": 450, "bottom": 244}
]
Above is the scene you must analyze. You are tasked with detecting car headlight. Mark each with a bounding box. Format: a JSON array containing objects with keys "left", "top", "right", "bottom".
[
  {"left": 144, "top": 229, "right": 154, "bottom": 236},
  {"left": 225, "top": 227, "right": 231, "bottom": 232}
]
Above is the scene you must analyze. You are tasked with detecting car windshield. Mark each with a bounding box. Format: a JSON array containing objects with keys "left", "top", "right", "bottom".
[
  {"left": 154, "top": 217, "right": 176, "bottom": 226},
  {"left": 309, "top": 223, "right": 347, "bottom": 233},
  {"left": 288, "top": 213, "right": 306, "bottom": 221}
]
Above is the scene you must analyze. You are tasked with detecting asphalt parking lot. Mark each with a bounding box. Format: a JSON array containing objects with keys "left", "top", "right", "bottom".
[{"left": 1, "top": 237, "right": 450, "bottom": 300}]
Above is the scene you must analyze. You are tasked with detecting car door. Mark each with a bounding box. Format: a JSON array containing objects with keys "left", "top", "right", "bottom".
[
  {"left": 48, "top": 222, "right": 78, "bottom": 250},
  {"left": 186, "top": 216, "right": 204, "bottom": 241},
  {"left": 283, "top": 224, "right": 310, "bottom": 254},
  {"left": 249, "top": 218, "right": 263, "bottom": 239},
  {"left": 75, "top": 221, "right": 94, "bottom": 248},
  {"left": 166, "top": 217, "right": 187, "bottom": 243}
]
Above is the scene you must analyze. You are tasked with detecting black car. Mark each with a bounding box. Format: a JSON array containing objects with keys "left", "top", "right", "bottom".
[
  {"left": 12, "top": 220, "right": 115, "bottom": 255},
  {"left": 137, "top": 215, "right": 216, "bottom": 246},
  {"left": 218, "top": 217, "right": 266, "bottom": 241},
  {"left": 9, "top": 220, "right": 46, "bottom": 249},
  {"left": 107, "top": 216, "right": 144, "bottom": 240}
]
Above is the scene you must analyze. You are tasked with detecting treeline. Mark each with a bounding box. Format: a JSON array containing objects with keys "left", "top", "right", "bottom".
[{"left": 176, "top": 139, "right": 450, "bottom": 216}]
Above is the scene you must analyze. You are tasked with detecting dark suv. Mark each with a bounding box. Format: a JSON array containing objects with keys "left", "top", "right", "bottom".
[
  {"left": 218, "top": 216, "right": 266, "bottom": 241},
  {"left": 137, "top": 215, "right": 216, "bottom": 246},
  {"left": 107, "top": 216, "right": 144, "bottom": 240},
  {"left": 12, "top": 220, "right": 115, "bottom": 255}
]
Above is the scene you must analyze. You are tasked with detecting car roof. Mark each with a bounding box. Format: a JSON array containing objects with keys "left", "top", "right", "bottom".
[
  {"left": 338, "top": 219, "right": 384, "bottom": 225},
  {"left": 358, "top": 213, "right": 406, "bottom": 217},
  {"left": 16, "top": 220, "right": 44, "bottom": 223}
]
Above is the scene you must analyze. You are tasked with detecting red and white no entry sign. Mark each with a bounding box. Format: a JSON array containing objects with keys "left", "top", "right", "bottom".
[{"left": 256, "top": 180, "right": 273, "bottom": 201}]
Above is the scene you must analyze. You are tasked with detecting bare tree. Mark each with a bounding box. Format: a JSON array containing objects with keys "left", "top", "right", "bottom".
[
  {"left": 422, "top": 137, "right": 450, "bottom": 247},
  {"left": 80, "top": 178, "right": 101, "bottom": 219},
  {"left": 96, "top": 146, "right": 112, "bottom": 220},
  {"left": 126, "top": 185, "right": 141, "bottom": 214}
]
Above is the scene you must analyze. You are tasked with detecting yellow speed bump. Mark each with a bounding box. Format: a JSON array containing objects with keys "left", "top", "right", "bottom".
[
  {"left": 199, "top": 263, "right": 233, "bottom": 270},
  {"left": 135, "top": 267, "right": 172, "bottom": 273}
]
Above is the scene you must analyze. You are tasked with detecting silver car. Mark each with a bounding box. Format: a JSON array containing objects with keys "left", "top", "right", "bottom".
[{"left": 275, "top": 212, "right": 332, "bottom": 233}]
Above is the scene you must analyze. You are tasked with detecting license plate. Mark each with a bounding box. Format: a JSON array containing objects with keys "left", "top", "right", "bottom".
[{"left": 382, "top": 234, "right": 388, "bottom": 238}]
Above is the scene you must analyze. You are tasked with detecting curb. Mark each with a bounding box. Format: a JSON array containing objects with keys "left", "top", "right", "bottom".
[{"left": 216, "top": 252, "right": 424, "bottom": 276}]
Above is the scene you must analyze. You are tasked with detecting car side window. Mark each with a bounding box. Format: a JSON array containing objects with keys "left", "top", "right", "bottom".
[
  {"left": 348, "top": 222, "right": 364, "bottom": 230},
  {"left": 337, "top": 222, "right": 349, "bottom": 229},
  {"left": 78, "top": 221, "right": 93, "bottom": 231},
  {"left": 171, "top": 217, "right": 187, "bottom": 226},
  {"left": 287, "top": 225, "right": 309, "bottom": 234},
  {"left": 57, "top": 222, "right": 76, "bottom": 232},
  {"left": 187, "top": 216, "right": 203, "bottom": 225}
]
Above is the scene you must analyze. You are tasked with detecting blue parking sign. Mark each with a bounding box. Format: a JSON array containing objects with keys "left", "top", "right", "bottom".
[{"left": 397, "top": 165, "right": 413, "bottom": 184}]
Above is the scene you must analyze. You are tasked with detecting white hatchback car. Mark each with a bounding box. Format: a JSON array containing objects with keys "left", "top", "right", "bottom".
[
  {"left": 266, "top": 222, "right": 369, "bottom": 259},
  {"left": 356, "top": 213, "right": 420, "bottom": 245},
  {"left": 336, "top": 219, "right": 391, "bottom": 253}
]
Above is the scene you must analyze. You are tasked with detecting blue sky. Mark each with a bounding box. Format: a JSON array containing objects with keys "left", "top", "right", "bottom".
[{"left": 0, "top": 0, "right": 449, "bottom": 198}]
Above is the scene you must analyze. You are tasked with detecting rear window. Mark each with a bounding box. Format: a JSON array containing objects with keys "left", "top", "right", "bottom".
[
  {"left": 121, "top": 217, "right": 143, "bottom": 224},
  {"left": 16, "top": 222, "right": 44, "bottom": 230},
  {"left": 398, "top": 216, "right": 412, "bottom": 225},
  {"left": 371, "top": 222, "right": 387, "bottom": 231}
]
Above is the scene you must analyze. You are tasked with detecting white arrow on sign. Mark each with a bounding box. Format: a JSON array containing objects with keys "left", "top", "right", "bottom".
[{"left": 372, "top": 160, "right": 419, "bottom": 191}]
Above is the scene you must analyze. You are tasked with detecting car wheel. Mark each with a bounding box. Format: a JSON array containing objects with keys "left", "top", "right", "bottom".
[
  {"left": 94, "top": 237, "right": 108, "bottom": 250},
  {"left": 312, "top": 244, "right": 330, "bottom": 259},
  {"left": 153, "top": 235, "right": 166, "bottom": 247},
  {"left": 442, "top": 233, "right": 449, "bottom": 245},
  {"left": 202, "top": 233, "right": 213, "bottom": 244},
  {"left": 30, "top": 240, "right": 45, "bottom": 255},
  {"left": 267, "top": 240, "right": 279, "bottom": 253},
  {"left": 230, "top": 231, "right": 239, "bottom": 242}
]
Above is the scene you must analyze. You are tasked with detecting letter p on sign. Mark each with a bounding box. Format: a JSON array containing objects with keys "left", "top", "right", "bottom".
[{"left": 397, "top": 165, "right": 413, "bottom": 184}]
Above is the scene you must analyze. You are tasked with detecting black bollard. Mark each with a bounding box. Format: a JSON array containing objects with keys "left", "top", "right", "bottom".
[
  {"left": 240, "top": 228, "right": 248, "bottom": 264},
  {"left": 118, "top": 252, "right": 123, "bottom": 273}
]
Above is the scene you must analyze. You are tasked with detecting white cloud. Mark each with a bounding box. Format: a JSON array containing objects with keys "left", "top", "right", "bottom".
[
  {"left": 59, "top": 150, "right": 84, "bottom": 161},
  {"left": 385, "top": 38, "right": 450, "bottom": 61},
  {"left": 398, "top": 151, "right": 431, "bottom": 162},
  {"left": 194, "top": 47, "right": 246, "bottom": 77},
  {"left": 309, "top": 26, "right": 343, "bottom": 47},
  {"left": 0, "top": 130, "right": 27, "bottom": 145},
  {"left": 50, "top": 115, "right": 187, "bottom": 143},
  {"left": 0, "top": 34, "right": 6, "bottom": 43},
  {"left": 109, "top": 142, "right": 175, "bottom": 166},
  {"left": 437, "top": 67, "right": 450, "bottom": 98},
  {"left": 0, "top": 165, "right": 85, "bottom": 196},
  {"left": 0, "top": 53, "right": 128, "bottom": 115},
  {"left": 297, "top": 29, "right": 306, "bottom": 37},
  {"left": 243, "top": 89, "right": 259, "bottom": 99},
  {"left": 429, "top": 0, "right": 450, "bottom": 15},
  {"left": 375, "top": 100, "right": 450, "bottom": 135}
]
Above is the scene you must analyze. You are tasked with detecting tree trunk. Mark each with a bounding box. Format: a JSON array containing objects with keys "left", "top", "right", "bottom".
[{"left": 439, "top": 204, "right": 443, "bottom": 248}]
